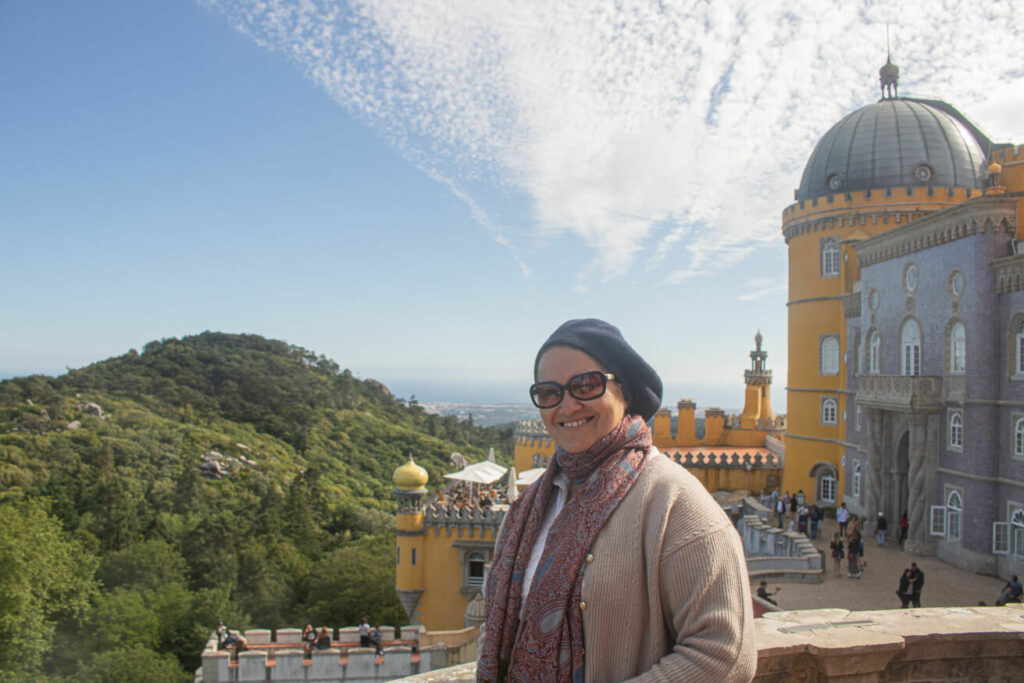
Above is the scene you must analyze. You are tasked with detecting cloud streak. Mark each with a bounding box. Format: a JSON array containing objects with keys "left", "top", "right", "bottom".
[{"left": 204, "top": 0, "right": 1024, "bottom": 282}]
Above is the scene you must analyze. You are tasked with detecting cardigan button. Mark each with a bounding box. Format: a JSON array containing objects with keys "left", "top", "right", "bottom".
[
  {"left": 579, "top": 601, "right": 587, "bottom": 611},
  {"left": 585, "top": 553, "right": 594, "bottom": 563}
]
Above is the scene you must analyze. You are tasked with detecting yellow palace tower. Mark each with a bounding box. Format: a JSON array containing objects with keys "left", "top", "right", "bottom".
[
  {"left": 782, "top": 59, "right": 1001, "bottom": 503},
  {"left": 393, "top": 455, "right": 429, "bottom": 623}
]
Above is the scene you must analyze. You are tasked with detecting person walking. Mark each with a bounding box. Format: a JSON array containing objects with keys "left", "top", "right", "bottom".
[
  {"left": 898, "top": 511, "right": 909, "bottom": 549},
  {"left": 775, "top": 497, "right": 785, "bottom": 528},
  {"left": 829, "top": 533, "right": 844, "bottom": 577},
  {"left": 809, "top": 504, "right": 820, "bottom": 540},
  {"left": 837, "top": 502, "right": 850, "bottom": 537},
  {"left": 875, "top": 511, "right": 888, "bottom": 545},
  {"left": 896, "top": 568, "right": 913, "bottom": 608},
  {"left": 908, "top": 562, "right": 925, "bottom": 607}
]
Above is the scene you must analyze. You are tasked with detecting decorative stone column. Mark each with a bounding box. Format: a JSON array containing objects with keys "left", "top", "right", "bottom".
[
  {"left": 904, "top": 414, "right": 933, "bottom": 555},
  {"left": 865, "top": 409, "right": 885, "bottom": 519}
]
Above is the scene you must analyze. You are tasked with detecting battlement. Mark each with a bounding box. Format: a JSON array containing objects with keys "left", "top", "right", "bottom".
[
  {"left": 662, "top": 449, "right": 782, "bottom": 469},
  {"left": 199, "top": 625, "right": 448, "bottom": 682},
  {"left": 423, "top": 503, "right": 506, "bottom": 534},
  {"left": 992, "top": 144, "right": 1024, "bottom": 166},
  {"left": 782, "top": 185, "right": 977, "bottom": 224}
]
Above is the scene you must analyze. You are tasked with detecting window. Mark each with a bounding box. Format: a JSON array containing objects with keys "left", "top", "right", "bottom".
[
  {"left": 411, "top": 548, "right": 417, "bottom": 566},
  {"left": 855, "top": 405, "right": 862, "bottom": 431},
  {"left": 904, "top": 263, "right": 919, "bottom": 292},
  {"left": 994, "top": 521, "right": 1010, "bottom": 555},
  {"left": 466, "top": 552, "right": 485, "bottom": 588},
  {"left": 819, "top": 472, "right": 836, "bottom": 503},
  {"left": 396, "top": 546, "right": 400, "bottom": 565},
  {"left": 901, "top": 320, "right": 921, "bottom": 376},
  {"left": 1017, "top": 319, "right": 1024, "bottom": 375},
  {"left": 930, "top": 505, "right": 946, "bottom": 537},
  {"left": 868, "top": 331, "right": 880, "bottom": 374},
  {"left": 1013, "top": 509, "right": 1024, "bottom": 560},
  {"left": 949, "top": 412, "right": 963, "bottom": 449},
  {"left": 821, "top": 397, "right": 838, "bottom": 425},
  {"left": 852, "top": 461, "right": 861, "bottom": 497},
  {"left": 1015, "top": 418, "right": 1024, "bottom": 457},
  {"left": 821, "top": 238, "right": 840, "bottom": 277},
  {"left": 946, "top": 490, "right": 962, "bottom": 542},
  {"left": 950, "top": 323, "right": 965, "bottom": 374},
  {"left": 820, "top": 336, "right": 840, "bottom": 375}
]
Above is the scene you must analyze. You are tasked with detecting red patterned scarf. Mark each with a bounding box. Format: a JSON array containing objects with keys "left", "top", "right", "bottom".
[{"left": 478, "top": 415, "right": 652, "bottom": 683}]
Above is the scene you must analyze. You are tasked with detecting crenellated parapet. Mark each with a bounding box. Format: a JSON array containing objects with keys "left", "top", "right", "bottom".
[
  {"left": 423, "top": 503, "right": 506, "bottom": 536},
  {"left": 662, "top": 449, "right": 782, "bottom": 469}
]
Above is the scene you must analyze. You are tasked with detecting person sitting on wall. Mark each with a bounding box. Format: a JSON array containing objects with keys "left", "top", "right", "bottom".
[
  {"left": 756, "top": 581, "right": 779, "bottom": 606},
  {"left": 302, "top": 623, "right": 317, "bottom": 656},
  {"left": 372, "top": 624, "right": 384, "bottom": 656},
  {"left": 997, "top": 575, "right": 1023, "bottom": 606},
  {"left": 315, "top": 626, "right": 332, "bottom": 650},
  {"left": 217, "top": 623, "right": 247, "bottom": 658}
]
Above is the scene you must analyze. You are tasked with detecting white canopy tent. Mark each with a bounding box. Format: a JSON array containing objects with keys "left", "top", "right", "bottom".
[
  {"left": 515, "top": 467, "right": 546, "bottom": 488},
  {"left": 444, "top": 460, "right": 508, "bottom": 485}
]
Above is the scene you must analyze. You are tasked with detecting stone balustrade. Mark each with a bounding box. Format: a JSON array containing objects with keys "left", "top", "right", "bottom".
[
  {"left": 393, "top": 605, "right": 1024, "bottom": 682},
  {"left": 855, "top": 374, "right": 943, "bottom": 412},
  {"left": 198, "top": 625, "right": 447, "bottom": 682},
  {"left": 738, "top": 497, "right": 823, "bottom": 581}
]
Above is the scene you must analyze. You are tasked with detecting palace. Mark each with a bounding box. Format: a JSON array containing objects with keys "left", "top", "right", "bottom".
[{"left": 783, "top": 59, "right": 1024, "bottom": 574}]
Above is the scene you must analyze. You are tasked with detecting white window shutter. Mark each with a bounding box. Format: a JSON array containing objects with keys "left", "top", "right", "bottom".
[
  {"left": 930, "top": 506, "right": 947, "bottom": 536},
  {"left": 994, "top": 521, "right": 1010, "bottom": 555}
]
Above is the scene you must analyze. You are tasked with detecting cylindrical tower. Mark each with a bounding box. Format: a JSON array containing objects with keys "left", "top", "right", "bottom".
[
  {"left": 783, "top": 67, "right": 991, "bottom": 503},
  {"left": 393, "top": 454, "right": 428, "bottom": 623}
]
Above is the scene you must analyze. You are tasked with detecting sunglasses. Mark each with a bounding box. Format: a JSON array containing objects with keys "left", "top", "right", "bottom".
[{"left": 529, "top": 371, "right": 616, "bottom": 409}]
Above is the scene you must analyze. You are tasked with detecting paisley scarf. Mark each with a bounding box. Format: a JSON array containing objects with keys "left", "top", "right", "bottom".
[{"left": 478, "top": 414, "right": 652, "bottom": 683}]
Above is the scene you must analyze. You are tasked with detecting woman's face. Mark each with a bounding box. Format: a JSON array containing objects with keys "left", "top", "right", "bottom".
[{"left": 536, "top": 345, "right": 628, "bottom": 454}]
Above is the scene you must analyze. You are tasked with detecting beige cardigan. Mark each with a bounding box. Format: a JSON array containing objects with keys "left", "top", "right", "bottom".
[{"left": 485, "top": 449, "right": 756, "bottom": 682}]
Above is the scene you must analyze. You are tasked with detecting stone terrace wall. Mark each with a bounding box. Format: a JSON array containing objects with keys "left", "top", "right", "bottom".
[
  {"left": 394, "top": 605, "right": 1024, "bottom": 682},
  {"left": 199, "top": 626, "right": 448, "bottom": 682},
  {"left": 738, "top": 498, "right": 823, "bottom": 581}
]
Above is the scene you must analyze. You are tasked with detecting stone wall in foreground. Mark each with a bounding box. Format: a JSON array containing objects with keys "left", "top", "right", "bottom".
[{"left": 395, "top": 605, "right": 1024, "bottom": 682}]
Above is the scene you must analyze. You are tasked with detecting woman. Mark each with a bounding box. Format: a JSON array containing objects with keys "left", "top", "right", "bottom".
[
  {"left": 479, "top": 319, "right": 755, "bottom": 682},
  {"left": 847, "top": 524, "right": 862, "bottom": 578},
  {"left": 829, "top": 532, "right": 844, "bottom": 577}
]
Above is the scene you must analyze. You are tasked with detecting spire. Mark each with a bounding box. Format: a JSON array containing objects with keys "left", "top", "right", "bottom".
[{"left": 879, "top": 27, "right": 899, "bottom": 100}]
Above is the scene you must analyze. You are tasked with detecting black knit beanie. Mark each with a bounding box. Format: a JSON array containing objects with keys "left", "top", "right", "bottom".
[{"left": 534, "top": 318, "right": 663, "bottom": 422}]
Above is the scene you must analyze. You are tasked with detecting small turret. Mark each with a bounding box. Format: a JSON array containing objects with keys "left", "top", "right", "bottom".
[{"left": 393, "top": 454, "right": 429, "bottom": 491}]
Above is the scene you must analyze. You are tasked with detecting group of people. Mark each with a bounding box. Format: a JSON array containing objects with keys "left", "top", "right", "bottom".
[
  {"left": 996, "top": 575, "right": 1023, "bottom": 606},
  {"left": 215, "top": 622, "right": 247, "bottom": 658},
  {"left": 770, "top": 490, "right": 825, "bottom": 539},
  {"left": 301, "top": 624, "right": 332, "bottom": 655},
  {"left": 359, "top": 618, "right": 385, "bottom": 656},
  {"left": 435, "top": 482, "right": 509, "bottom": 512},
  {"left": 896, "top": 563, "right": 925, "bottom": 608}
]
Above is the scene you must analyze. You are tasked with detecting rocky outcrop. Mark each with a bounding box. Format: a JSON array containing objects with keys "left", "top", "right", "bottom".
[{"left": 198, "top": 450, "right": 256, "bottom": 480}]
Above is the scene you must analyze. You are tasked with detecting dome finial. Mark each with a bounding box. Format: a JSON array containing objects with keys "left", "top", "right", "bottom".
[{"left": 879, "top": 26, "right": 899, "bottom": 100}]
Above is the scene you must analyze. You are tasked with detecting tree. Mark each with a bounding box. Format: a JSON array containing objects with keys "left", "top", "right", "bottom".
[
  {"left": 0, "top": 499, "right": 98, "bottom": 675},
  {"left": 75, "top": 645, "right": 191, "bottom": 683}
]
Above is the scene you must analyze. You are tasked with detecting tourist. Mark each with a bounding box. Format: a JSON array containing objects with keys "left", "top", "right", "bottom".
[
  {"left": 479, "top": 319, "right": 756, "bottom": 682},
  {"left": 847, "top": 525, "right": 863, "bottom": 578},
  {"left": 372, "top": 624, "right": 383, "bottom": 656},
  {"left": 896, "top": 568, "right": 913, "bottom": 608},
  {"left": 775, "top": 496, "right": 785, "bottom": 528},
  {"left": 898, "top": 511, "right": 909, "bottom": 549},
  {"left": 809, "top": 504, "right": 820, "bottom": 540},
  {"left": 996, "top": 575, "right": 1023, "bottom": 606},
  {"left": 837, "top": 502, "right": 850, "bottom": 536},
  {"left": 315, "top": 626, "right": 332, "bottom": 650},
  {"left": 756, "top": 581, "right": 779, "bottom": 606},
  {"left": 875, "top": 511, "right": 887, "bottom": 545},
  {"left": 829, "top": 532, "right": 844, "bottom": 577},
  {"left": 359, "top": 618, "right": 371, "bottom": 647},
  {"left": 908, "top": 562, "right": 925, "bottom": 607}
]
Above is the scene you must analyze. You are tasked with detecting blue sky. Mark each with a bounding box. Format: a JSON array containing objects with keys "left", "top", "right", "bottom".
[{"left": 2, "top": 1, "right": 1022, "bottom": 407}]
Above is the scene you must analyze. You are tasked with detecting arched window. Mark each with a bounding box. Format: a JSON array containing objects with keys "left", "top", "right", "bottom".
[
  {"left": 949, "top": 412, "right": 963, "bottom": 449},
  {"left": 852, "top": 461, "right": 861, "bottom": 497},
  {"left": 466, "top": 552, "right": 485, "bottom": 588},
  {"left": 901, "top": 320, "right": 921, "bottom": 376},
  {"left": 1015, "top": 419, "right": 1024, "bottom": 457},
  {"left": 950, "top": 322, "right": 966, "bottom": 374},
  {"left": 868, "top": 331, "right": 880, "bottom": 374},
  {"left": 1012, "top": 509, "right": 1024, "bottom": 560},
  {"left": 821, "top": 238, "right": 840, "bottom": 277},
  {"left": 821, "top": 397, "right": 838, "bottom": 425},
  {"left": 1016, "top": 318, "right": 1024, "bottom": 375},
  {"left": 820, "top": 336, "right": 840, "bottom": 375},
  {"left": 946, "top": 490, "right": 962, "bottom": 542}
]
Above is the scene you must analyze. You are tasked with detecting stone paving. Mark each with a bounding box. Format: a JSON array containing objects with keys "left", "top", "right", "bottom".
[{"left": 752, "top": 517, "right": 1009, "bottom": 612}]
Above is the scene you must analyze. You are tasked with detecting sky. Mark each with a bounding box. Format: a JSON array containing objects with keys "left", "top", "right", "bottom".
[{"left": 2, "top": 1, "right": 1023, "bottom": 408}]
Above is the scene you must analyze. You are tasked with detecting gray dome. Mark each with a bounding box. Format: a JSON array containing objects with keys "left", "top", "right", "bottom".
[{"left": 796, "top": 99, "right": 989, "bottom": 201}]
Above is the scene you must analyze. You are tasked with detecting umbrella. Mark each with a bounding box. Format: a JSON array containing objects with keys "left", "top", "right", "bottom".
[
  {"left": 515, "top": 467, "right": 546, "bottom": 488},
  {"left": 444, "top": 460, "right": 508, "bottom": 485}
]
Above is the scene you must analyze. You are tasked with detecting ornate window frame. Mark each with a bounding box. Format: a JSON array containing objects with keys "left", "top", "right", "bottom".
[
  {"left": 821, "top": 237, "right": 840, "bottom": 278},
  {"left": 819, "top": 335, "right": 840, "bottom": 376},
  {"left": 948, "top": 320, "right": 966, "bottom": 375},
  {"left": 1014, "top": 416, "right": 1024, "bottom": 459},
  {"left": 948, "top": 410, "right": 963, "bottom": 451},
  {"left": 821, "top": 396, "right": 838, "bottom": 425},
  {"left": 1010, "top": 313, "right": 1024, "bottom": 380},
  {"left": 900, "top": 317, "right": 922, "bottom": 377}
]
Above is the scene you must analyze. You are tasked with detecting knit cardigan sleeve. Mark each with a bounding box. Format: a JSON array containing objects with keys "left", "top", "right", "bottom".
[{"left": 625, "top": 521, "right": 756, "bottom": 682}]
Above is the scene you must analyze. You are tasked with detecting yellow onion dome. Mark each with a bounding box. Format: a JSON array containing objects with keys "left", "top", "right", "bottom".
[
  {"left": 393, "top": 454, "right": 429, "bottom": 490},
  {"left": 988, "top": 161, "right": 1003, "bottom": 174}
]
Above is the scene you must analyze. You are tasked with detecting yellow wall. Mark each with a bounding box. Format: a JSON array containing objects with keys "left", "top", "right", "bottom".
[
  {"left": 513, "top": 434, "right": 556, "bottom": 473},
  {"left": 415, "top": 524, "right": 498, "bottom": 631}
]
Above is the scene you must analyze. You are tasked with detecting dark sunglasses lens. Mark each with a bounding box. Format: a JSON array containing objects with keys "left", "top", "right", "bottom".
[
  {"left": 568, "top": 372, "right": 606, "bottom": 400},
  {"left": 530, "top": 383, "right": 563, "bottom": 408}
]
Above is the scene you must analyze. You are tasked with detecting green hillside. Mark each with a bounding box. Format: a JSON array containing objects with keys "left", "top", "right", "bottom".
[{"left": 0, "top": 332, "right": 511, "bottom": 681}]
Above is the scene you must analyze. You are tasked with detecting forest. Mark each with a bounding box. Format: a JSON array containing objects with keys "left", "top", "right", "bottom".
[{"left": 0, "top": 332, "right": 512, "bottom": 682}]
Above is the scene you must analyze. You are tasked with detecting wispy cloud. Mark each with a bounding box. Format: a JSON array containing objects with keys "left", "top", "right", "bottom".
[
  {"left": 737, "top": 277, "right": 787, "bottom": 302},
  {"left": 204, "top": 0, "right": 1024, "bottom": 281}
]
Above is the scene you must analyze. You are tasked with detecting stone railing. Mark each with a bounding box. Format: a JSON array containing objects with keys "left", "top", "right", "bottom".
[
  {"left": 855, "top": 374, "right": 942, "bottom": 412},
  {"left": 738, "top": 504, "right": 823, "bottom": 581},
  {"left": 198, "top": 626, "right": 448, "bottom": 682},
  {"left": 423, "top": 505, "right": 506, "bottom": 534},
  {"left": 395, "top": 605, "right": 1024, "bottom": 682},
  {"left": 663, "top": 450, "right": 783, "bottom": 469}
]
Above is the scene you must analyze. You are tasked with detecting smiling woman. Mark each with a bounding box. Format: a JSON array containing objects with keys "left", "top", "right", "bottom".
[{"left": 479, "top": 318, "right": 756, "bottom": 683}]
